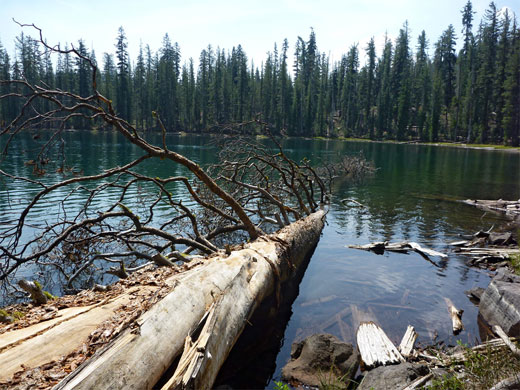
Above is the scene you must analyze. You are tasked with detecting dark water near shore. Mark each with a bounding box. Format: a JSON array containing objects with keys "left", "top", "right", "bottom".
[{"left": 1, "top": 131, "right": 519, "bottom": 387}]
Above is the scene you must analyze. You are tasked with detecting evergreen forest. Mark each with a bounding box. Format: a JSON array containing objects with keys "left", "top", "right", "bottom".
[{"left": 0, "top": 1, "right": 519, "bottom": 145}]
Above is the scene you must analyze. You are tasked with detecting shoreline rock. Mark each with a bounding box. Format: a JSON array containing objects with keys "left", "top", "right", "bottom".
[
  {"left": 479, "top": 269, "right": 520, "bottom": 337},
  {"left": 281, "top": 333, "right": 359, "bottom": 388}
]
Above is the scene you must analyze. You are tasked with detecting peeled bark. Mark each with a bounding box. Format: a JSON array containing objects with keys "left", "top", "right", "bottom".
[{"left": 51, "top": 210, "right": 325, "bottom": 390}]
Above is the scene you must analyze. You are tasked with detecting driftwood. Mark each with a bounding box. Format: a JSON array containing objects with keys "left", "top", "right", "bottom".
[
  {"left": 340, "top": 198, "right": 367, "bottom": 208},
  {"left": 356, "top": 321, "right": 405, "bottom": 368},
  {"left": 402, "top": 373, "right": 434, "bottom": 390},
  {"left": 49, "top": 210, "right": 325, "bottom": 390},
  {"left": 347, "top": 241, "right": 447, "bottom": 262},
  {"left": 398, "top": 325, "right": 417, "bottom": 358},
  {"left": 463, "top": 199, "right": 520, "bottom": 217},
  {"left": 444, "top": 297, "right": 464, "bottom": 334},
  {"left": 447, "top": 337, "right": 520, "bottom": 363},
  {"left": 493, "top": 325, "right": 520, "bottom": 357}
]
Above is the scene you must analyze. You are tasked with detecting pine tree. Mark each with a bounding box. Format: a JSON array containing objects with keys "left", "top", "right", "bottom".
[
  {"left": 475, "top": 2, "right": 498, "bottom": 143},
  {"left": 364, "top": 37, "right": 377, "bottom": 138},
  {"left": 413, "top": 31, "right": 431, "bottom": 140},
  {"left": 392, "top": 23, "right": 412, "bottom": 140},
  {"left": 341, "top": 44, "right": 359, "bottom": 136},
  {"left": 459, "top": 0, "right": 477, "bottom": 141},
  {"left": 493, "top": 9, "right": 512, "bottom": 142},
  {"left": 115, "top": 26, "right": 131, "bottom": 122},
  {"left": 134, "top": 43, "right": 146, "bottom": 129},
  {"left": 376, "top": 36, "right": 393, "bottom": 139},
  {"left": 502, "top": 22, "right": 520, "bottom": 146}
]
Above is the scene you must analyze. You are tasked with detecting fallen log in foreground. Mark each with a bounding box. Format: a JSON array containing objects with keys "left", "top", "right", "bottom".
[{"left": 47, "top": 210, "right": 325, "bottom": 390}]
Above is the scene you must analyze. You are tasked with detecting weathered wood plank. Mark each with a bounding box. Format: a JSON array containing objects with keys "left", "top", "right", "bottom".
[{"left": 356, "top": 321, "right": 404, "bottom": 368}]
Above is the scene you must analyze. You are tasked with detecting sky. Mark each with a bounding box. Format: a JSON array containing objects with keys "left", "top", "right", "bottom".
[{"left": 1, "top": 0, "right": 518, "bottom": 69}]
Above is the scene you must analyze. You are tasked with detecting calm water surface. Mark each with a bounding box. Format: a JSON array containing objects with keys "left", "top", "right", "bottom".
[{"left": 1, "top": 132, "right": 520, "bottom": 387}]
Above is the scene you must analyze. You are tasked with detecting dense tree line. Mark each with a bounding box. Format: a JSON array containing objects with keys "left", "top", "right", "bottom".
[{"left": 0, "top": 1, "right": 518, "bottom": 145}]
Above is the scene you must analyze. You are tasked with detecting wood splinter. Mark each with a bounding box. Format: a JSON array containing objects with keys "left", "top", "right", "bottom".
[
  {"left": 398, "top": 325, "right": 418, "bottom": 358},
  {"left": 444, "top": 297, "right": 464, "bottom": 334}
]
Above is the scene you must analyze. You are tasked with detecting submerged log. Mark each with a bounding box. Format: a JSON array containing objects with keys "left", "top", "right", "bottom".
[
  {"left": 49, "top": 210, "right": 326, "bottom": 390},
  {"left": 356, "top": 321, "right": 404, "bottom": 368}
]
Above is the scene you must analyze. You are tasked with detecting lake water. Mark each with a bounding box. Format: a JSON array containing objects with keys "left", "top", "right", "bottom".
[{"left": 1, "top": 131, "right": 519, "bottom": 387}]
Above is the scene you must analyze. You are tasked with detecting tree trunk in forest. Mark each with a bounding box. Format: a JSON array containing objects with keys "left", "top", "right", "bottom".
[{"left": 52, "top": 210, "right": 325, "bottom": 390}]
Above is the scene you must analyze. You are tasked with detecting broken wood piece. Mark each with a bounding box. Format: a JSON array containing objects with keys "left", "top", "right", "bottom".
[
  {"left": 492, "top": 325, "right": 520, "bottom": 357},
  {"left": 449, "top": 240, "right": 470, "bottom": 246},
  {"left": 407, "top": 242, "right": 447, "bottom": 258},
  {"left": 356, "top": 321, "right": 404, "bottom": 368},
  {"left": 398, "top": 325, "right": 417, "bottom": 358},
  {"left": 162, "top": 301, "right": 220, "bottom": 389},
  {"left": 448, "top": 337, "right": 520, "bottom": 363},
  {"left": 17, "top": 280, "right": 48, "bottom": 305},
  {"left": 347, "top": 241, "right": 447, "bottom": 259},
  {"left": 402, "top": 373, "right": 434, "bottom": 390},
  {"left": 340, "top": 198, "right": 366, "bottom": 208},
  {"left": 444, "top": 297, "right": 464, "bottom": 334}
]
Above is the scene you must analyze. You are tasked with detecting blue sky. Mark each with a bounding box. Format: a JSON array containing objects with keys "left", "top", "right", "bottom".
[{"left": 1, "top": 0, "right": 518, "bottom": 67}]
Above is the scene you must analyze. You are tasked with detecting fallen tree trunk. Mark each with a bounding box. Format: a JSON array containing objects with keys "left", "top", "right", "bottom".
[{"left": 50, "top": 210, "right": 325, "bottom": 390}]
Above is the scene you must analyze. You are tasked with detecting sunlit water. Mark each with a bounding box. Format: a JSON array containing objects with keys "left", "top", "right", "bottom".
[{"left": 1, "top": 131, "right": 519, "bottom": 387}]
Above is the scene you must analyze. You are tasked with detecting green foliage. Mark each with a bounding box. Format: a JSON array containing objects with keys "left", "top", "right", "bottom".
[
  {"left": 509, "top": 253, "right": 520, "bottom": 275},
  {"left": 33, "top": 280, "right": 56, "bottom": 300},
  {"left": 428, "top": 374, "right": 464, "bottom": 390},
  {"left": 317, "top": 361, "right": 354, "bottom": 390},
  {"left": 273, "top": 381, "right": 291, "bottom": 390},
  {"left": 426, "top": 341, "right": 520, "bottom": 389},
  {"left": 43, "top": 291, "right": 56, "bottom": 300},
  {"left": 2, "top": 1, "right": 518, "bottom": 146}
]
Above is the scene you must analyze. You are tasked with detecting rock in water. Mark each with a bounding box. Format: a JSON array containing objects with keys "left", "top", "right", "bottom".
[
  {"left": 281, "top": 333, "right": 359, "bottom": 387},
  {"left": 357, "top": 363, "right": 429, "bottom": 390},
  {"left": 480, "top": 269, "right": 520, "bottom": 336}
]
